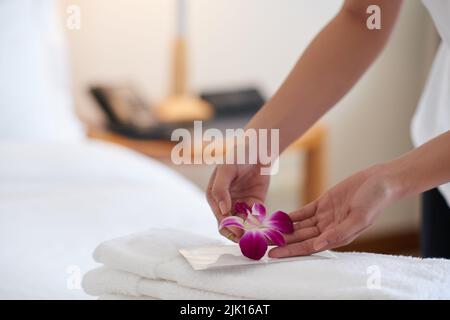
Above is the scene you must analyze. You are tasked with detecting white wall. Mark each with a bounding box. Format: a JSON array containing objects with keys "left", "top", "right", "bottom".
[
  {"left": 61, "top": 0, "right": 438, "bottom": 237},
  {"left": 61, "top": 0, "right": 345, "bottom": 121}
]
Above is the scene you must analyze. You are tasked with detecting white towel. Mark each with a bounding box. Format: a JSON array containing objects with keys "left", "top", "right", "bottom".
[
  {"left": 84, "top": 267, "right": 238, "bottom": 300},
  {"left": 99, "top": 294, "right": 156, "bottom": 300},
  {"left": 83, "top": 228, "right": 450, "bottom": 299}
]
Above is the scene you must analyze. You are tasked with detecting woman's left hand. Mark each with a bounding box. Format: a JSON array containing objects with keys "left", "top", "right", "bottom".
[{"left": 269, "top": 164, "right": 399, "bottom": 258}]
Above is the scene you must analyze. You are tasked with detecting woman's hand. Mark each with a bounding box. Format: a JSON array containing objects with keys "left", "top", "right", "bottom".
[
  {"left": 206, "top": 164, "right": 270, "bottom": 241},
  {"left": 269, "top": 130, "right": 450, "bottom": 258},
  {"left": 269, "top": 165, "right": 399, "bottom": 258}
]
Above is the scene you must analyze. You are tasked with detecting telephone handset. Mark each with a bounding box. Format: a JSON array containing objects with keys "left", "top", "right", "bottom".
[{"left": 89, "top": 86, "right": 177, "bottom": 139}]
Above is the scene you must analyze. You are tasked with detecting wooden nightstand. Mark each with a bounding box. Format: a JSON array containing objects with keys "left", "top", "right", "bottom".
[{"left": 87, "top": 123, "right": 327, "bottom": 205}]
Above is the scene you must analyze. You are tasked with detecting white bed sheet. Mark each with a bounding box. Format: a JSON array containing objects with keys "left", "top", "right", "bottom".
[{"left": 0, "top": 140, "right": 219, "bottom": 299}]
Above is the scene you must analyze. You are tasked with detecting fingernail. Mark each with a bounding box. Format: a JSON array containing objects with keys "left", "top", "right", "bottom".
[
  {"left": 314, "top": 240, "right": 328, "bottom": 251},
  {"left": 219, "top": 201, "right": 227, "bottom": 215},
  {"left": 225, "top": 233, "right": 234, "bottom": 241}
]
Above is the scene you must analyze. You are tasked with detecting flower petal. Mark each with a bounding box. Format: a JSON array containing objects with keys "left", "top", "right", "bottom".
[
  {"left": 262, "top": 228, "right": 286, "bottom": 246},
  {"left": 219, "top": 216, "right": 245, "bottom": 230},
  {"left": 251, "top": 203, "right": 266, "bottom": 222},
  {"left": 265, "top": 211, "right": 294, "bottom": 234},
  {"left": 239, "top": 230, "right": 268, "bottom": 260},
  {"left": 234, "top": 202, "right": 251, "bottom": 216}
]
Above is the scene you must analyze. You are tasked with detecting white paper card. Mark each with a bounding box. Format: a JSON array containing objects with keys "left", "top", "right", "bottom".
[{"left": 179, "top": 244, "right": 336, "bottom": 270}]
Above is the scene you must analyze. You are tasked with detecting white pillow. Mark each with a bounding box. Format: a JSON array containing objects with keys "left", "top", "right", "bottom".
[{"left": 0, "top": 0, "right": 84, "bottom": 142}]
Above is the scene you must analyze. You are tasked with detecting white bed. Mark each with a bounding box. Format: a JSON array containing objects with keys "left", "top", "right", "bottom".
[
  {"left": 0, "top": 140, "right": 219, "bottom": 299},
  {"left": 0, "top": 1, "right": 218, "bottom": 299}
]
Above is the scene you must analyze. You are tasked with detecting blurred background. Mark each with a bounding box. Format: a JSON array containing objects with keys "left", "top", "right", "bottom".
[{"left": 2, "top": 0, "right": 441, "bottom": 256}]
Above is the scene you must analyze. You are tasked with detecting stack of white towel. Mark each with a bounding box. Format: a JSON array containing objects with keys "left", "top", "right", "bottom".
[{"left": 83, "top": 228, "right": 450, "bottom": 299}]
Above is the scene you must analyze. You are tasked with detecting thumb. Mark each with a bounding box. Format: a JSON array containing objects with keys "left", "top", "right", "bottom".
[{"left": 211, "top": 166, "right": 234, "bottom": 216}]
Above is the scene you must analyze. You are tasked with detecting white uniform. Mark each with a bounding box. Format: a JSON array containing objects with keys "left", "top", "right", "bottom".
[{"left": 411, "top": 0, "right": 450, "bottom": 206}]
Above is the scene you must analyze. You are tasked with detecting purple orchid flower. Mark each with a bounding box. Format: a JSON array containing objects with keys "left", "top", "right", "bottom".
[{"left": 219, "top": 202, "right": 294, "bottom": 260}]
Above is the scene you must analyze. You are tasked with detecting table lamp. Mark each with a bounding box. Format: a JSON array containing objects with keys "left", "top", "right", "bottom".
[{"left": 155, "top": 0, "right": 213, "bottom": 123}]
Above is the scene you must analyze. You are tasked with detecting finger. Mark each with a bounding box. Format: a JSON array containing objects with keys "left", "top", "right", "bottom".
[
  {"left": 289, "top": 201, "right": 317, "bottom": 222},
  {"left": 226, "top": 225, "right": 244, "bottom": 240},
  {"left": 206, "top": 168, "right": 222, "bottom": 221},
  {"left": 285, "top": 226, "right": 320, "bottom": 244},
  {"left": 219, "top": 228, "right": 239, "bottom": 243},
  {"left": 312, "top": 214, "right": 366, "bottom": 251},
  {"left": 206, "top": 167, "right": 217, "bottom": 196},
  {"left": 211, "top": 166, "right": 234, "bottom": 216},
  {"left": 294, "top": 216, "right": 317, "bottom": 230},
  {"left": 268, "top": 237, "right": 318, "bottom": 258},
  {"left": 270, "top": 215, "right": 369, "bottom": 258},
  {"left": 207, "top": 168, "right": 240, "bottom": 241}
]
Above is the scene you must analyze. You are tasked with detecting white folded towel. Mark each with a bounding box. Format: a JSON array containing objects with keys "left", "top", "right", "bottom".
[
  {"left": 83, "top": 228, "right": 450, "bottom": 299},
  {"left": 99, "top": 294, "right": 156, "bottom": 300},
  {"left": 84, "top": 267, "right": 238, "bottom": 300}
]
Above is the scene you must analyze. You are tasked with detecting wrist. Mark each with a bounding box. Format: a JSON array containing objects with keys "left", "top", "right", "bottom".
[{"left": 371, "top": 162, "right": 409, "bottom": 203}]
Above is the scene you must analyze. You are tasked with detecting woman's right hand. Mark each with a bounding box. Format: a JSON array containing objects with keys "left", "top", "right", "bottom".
[{"left": 206, "top": 163, "right": 270, "bottom": 242}]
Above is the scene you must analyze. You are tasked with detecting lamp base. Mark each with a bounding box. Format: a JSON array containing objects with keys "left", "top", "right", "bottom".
[{"left": 155, "top": 94, "right": 213, "bottom": 123}]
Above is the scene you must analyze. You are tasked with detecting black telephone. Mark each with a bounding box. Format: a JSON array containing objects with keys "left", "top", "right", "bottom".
[
  {"left": 90, "top": 85, "right": 266, "bottom": 139},
  {"left": 89, "top": 86, "right": 178, "bottom": 140}
]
